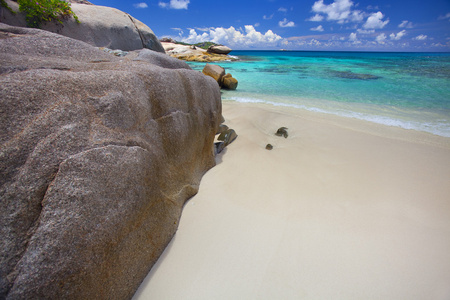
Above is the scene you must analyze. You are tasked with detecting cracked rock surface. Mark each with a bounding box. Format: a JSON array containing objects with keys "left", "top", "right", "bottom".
[{"left": 0, "top": 24, "right": 221, "bottom": 299}]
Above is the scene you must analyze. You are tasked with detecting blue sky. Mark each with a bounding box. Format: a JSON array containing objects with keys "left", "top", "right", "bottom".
[{"left": 89, "top": 0, "right": 450, "bottom": 51}]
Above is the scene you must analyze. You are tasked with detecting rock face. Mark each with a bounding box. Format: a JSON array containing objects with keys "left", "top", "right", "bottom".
[
  {"left": 68, "top": 0, "right": 93, "bottom": 4},
  {"left": 0, "top": 24, "right": 221, "bottom": 299},
  {"left": 0, "top": 0, "right": 164, "bottom": 52},
  {"left": 207, "top": 45, "right": 232, "bottom": 55}
]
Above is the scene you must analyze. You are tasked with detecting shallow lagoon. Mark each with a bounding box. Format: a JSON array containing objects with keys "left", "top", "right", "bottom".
[{"left": 188, "top": 51, "right": 450, "bottom": 137}]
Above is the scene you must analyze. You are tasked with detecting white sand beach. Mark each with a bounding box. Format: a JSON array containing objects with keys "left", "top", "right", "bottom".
[{"left": 133, "top": 101, "right": 450, "bottom": 300}]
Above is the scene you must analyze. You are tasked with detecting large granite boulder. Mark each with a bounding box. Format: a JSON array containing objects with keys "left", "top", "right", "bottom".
[
  {"left": 222, "top": 73, "right": 239, "bottom": 90},
  {"left": 202, "top": 63, "right": 226, "bottom": 86},
  {"left": 207, "top": 45, "right": 232, "bottom": 55},
  {"left": 0, "top": 0, "right": 165, "bottom": 52},
  {"left": 0, "top": 24, "right": 221, "bottom": 299}
]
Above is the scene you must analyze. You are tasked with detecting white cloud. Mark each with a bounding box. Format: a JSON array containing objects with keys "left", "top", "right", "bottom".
[
  {"left": 364, "top": 12, "right": 389, "bottom": 29},
  {"left": 376, "top": 33, "right": 387, "bottom": 43},
  {"left": 294, "top": 39, "right": 323, "bottom": 47},
  {"left": 413, "top": 34, "right": 428, "bottom": 41},
  {"left": 357, "top": 29, "right": 374, "bottom": 34},
  {"left": 311, "top": 0, "right": 362, "bottom": 24},
  {"left": 263, "top": 14, "right": 274, "bottom": 20},
  {"left": 159, "top": 0, "right": 189, "bottom": 9},
  {"left": 390, "top": 30, "right": 406, "bottom": 40},
  {"left": 195, "top": 27, "right": 214, "bottom": 32},
  {"left": 172, "top": 27, "right": 184, "bottom": 32},
  {"left": 438, "top": 13, "right": 450, "bottom": 20},
  {"left": 254, "top": 23, "right": 260, "bottom": 27},
  {"left": 308, "top": 14, "right": 324, "bottom": 22},
  {"left": 278, "top": 7, "right": 288, "bottom": 13},
  {"left": 367, "top": 5, "right": 379, "bottom": 10},
  {"left": 310, "top": 39, "right": 322, "bottom": 46},
  {"left": 348, "top": 32, "right": 361, "bottom": 44},
  {"left": 350, "top": 10, "right": 364, "bottom": 22},
  {"left": 279, "top": 18, "right": 295, "bottom": 27},
  {"left": 310, "top": 25, "right": 324, "bottom": 32},
  {"left": 398, "top": 20, "right": 413, "bottom": 28},
  {"left": 180, "top": 25, "right": 283, "bottom": 48},
  {"left": 133, "top": 2, "right": 148, "bottom": 8}
]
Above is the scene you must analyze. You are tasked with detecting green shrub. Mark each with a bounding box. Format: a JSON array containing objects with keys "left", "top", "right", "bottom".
[
  {"left": 17, "top": 0, "right": 79, "bottom": 28},
  {"left": 194, "top": 42, "right": 219, "bottom": 50}
]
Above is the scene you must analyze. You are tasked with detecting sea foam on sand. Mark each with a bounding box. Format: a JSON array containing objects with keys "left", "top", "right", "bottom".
[{"left": 134, "top": 101, "right": 450, "bottom": 300}]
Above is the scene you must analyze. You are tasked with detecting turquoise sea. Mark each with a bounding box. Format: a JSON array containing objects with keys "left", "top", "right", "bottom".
[{"left": 188, "top": 51, "right": 450, "bottom": 137}]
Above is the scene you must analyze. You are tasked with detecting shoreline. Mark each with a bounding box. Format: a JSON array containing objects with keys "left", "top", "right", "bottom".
[
  {"left": 219, "top": 94, "right": 450, "bottom": 139},
  {"left": 134, "top": 101, "right": 450, "bottom": 299},
  {"left": 221, "top": 100, "right": 450, "bottom": 147}
]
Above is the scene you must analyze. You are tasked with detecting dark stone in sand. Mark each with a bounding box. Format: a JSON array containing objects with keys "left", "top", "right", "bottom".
[
  {"left": 217, "top": 124, "right": 229, "bottom": 134},
  {"left": 266, "top": 144, "right": 273, "bottom": 150},
  {"left": 215, "top": 142, "right": 225, "bottom": 154},
  {"left": 218, "top": 129, "right": 238, "bottom": 145},
  {"left": 275, "top": 127, "right": 288, "bottom": 138},
  {"left": 215, "top": 129, "right": 238, "bottom": 154}
]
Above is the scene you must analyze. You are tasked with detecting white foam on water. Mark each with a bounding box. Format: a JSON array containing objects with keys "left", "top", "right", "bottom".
[{"left": 226, "top": 96, "right": 450, "bottom": 138}]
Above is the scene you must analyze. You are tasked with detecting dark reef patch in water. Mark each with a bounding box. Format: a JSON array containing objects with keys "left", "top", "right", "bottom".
[
  {"left": 331, "top": 70, "right": 381, "bottom": 80},
  {"left": 256, "top": 65, "right": 309, "bottom": 75}
]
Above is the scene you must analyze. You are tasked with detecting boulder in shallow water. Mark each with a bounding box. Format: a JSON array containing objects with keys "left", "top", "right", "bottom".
[
  {"left": 202, "top": 63, "right": 226, "bottom": 86},
  {"left": 222, "top": 73, "right": 238, "bottom": 90}
]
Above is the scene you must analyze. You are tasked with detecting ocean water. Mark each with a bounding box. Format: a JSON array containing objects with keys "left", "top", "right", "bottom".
[{"left": 188, "top": 51, "right": 450, "bottom": 137}]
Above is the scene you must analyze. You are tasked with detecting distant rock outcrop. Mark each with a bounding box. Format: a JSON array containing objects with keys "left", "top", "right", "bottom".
[
  {"left": 0, "top": 24, "right": 221, "bottom": 299},
  {"left": 160, "top": 37, "right": 177, "bottom": 43},
  {"left": 207, "top": 45, "right": 232, "bottom": 55},
  {"left": 162, "top": 42, "right": 236, "bottom": 62},
  {"left": 0, "top": 0, "right": 164, "bottom": 52}
]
